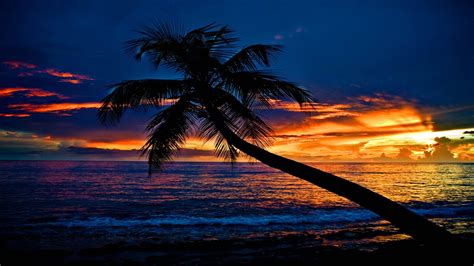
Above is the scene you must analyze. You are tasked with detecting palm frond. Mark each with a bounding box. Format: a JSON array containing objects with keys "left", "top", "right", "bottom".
[
  {"left": 223, "top": 45, "right": 282, "bottom": 72},
  {"left": 197, "top": 110, "right": 240, "bottom": 162},
  {"left": 213, "top": 89, "right": 273, "bottom": 147},
  {"left": 141, "top": 95, "right": 196, "bottom": 174},
  {"left": 125, "top": 21, "right": 188, "bottom": 70},
  {"left": 184, "top": 23, "right": 238, "bottom": 60},
  {"left": 206, "top": 124, "right": 240, "bottom": 161},
  {"left": 126, "top": 22, "right": 238, "bottom": 72},
  {"left": 220, "top": 71, "right": 315, "bottom": 109},
  {"left": 98, "top": 79, "right": 191, "bottom": 125}
]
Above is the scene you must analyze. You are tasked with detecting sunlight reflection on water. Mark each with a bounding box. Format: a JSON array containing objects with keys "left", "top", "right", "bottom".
[{"left": 0, "top": 161, "right": 472, "bottom": 249}]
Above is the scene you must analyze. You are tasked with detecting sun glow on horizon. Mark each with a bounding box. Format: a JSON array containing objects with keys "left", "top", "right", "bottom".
[{"left": 0, "top": 60, "right": 472, "bottom": 162}]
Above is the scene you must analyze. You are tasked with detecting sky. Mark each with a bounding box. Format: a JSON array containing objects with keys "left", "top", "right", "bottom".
[{"left": 0, "top": 0, "right": 473, "bottom": 162}]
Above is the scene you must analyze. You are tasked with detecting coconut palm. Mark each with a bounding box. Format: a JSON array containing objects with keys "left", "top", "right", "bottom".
[{"left": 98, "top": 23, "right": 456, "bottom": 246}]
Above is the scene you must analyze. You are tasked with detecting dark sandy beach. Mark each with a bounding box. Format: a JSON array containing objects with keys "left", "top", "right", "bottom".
[{"left": 2, "top": 228, "right": 472, "bottom": 265}]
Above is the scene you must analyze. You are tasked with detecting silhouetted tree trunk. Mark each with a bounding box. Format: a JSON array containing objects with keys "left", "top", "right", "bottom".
[{"left": 212, "top": 116, "right": 458, "bottom": 247}]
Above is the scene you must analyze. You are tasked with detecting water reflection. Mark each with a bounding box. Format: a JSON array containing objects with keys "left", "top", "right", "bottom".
[
  {"left": 0, "top": 161, "right": 472, "bottom": 249},
  {"left": 1, "top": 161, "right": 472, "bottom": 216}
]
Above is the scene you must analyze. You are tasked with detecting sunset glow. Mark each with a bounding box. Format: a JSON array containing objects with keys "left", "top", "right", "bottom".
[
  {"left": 8, "top": 102, "right": 101, "bottom": 113},
  {"left": 3, "top": 61, "right": 37, "bottom": 70},
  {"left": 0, "top": 10, "right": 472, "bottom": 163},
  {"left": 0, "top": 87, "right": 67, "bottom": 98},
  {"left": 1, "top": 73, "right": 472, "bottom": 162},
  {"left": 37, "top": 69, "right": 95, "bottom": 81}
]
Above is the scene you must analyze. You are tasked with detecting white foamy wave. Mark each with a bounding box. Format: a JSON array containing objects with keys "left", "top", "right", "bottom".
[
  {"left": 39, "top": 209, "right": 378, "bottom": 227},
  {"left": 412, "top": 205, "right": 473, "bottom": 217},
  {"left": 32, "top": 204, "right": 472, "bottom": 228}
]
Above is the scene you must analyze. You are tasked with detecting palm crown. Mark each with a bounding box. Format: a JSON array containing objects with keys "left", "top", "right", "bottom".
[{"left": 98, "top": 23, "right": 314, "bottom": 173}]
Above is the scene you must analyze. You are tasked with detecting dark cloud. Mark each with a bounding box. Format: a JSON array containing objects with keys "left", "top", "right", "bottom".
[
  {"left": 0, "top": 144, "right": 215, "bottom": 161},
  {"left": 395, "top": 148, "right": 413, "bottom": 161},
  {"left": 62, "top": 146, "right": 214, "bottom": 161},
  {"left": 64, "top": 146, "right": 138, "bottom": 156}
]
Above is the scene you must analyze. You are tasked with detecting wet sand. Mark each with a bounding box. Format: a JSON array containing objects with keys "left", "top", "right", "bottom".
[{"left": 2, "top": 232, "right": 471, "bottom": 265}]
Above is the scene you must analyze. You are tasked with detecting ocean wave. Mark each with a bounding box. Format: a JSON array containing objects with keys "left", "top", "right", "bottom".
[
  {"left": 31, "top": 204, "right": 472, "bottom": 228},
  {"left": 38, "top": 209, "right": 377, "bottom": 227},
  {"left": 412, "top": 204, "right": 473, "bottom": 217}
]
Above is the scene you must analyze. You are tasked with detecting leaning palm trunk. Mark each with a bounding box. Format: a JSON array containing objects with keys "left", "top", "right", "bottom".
[{"left": 211, "top": 115, "right": 457, "bottom": 246}]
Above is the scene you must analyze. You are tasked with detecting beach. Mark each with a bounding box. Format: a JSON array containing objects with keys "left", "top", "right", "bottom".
[{"left": 2, "top": 230, "right": 472, "bottom": 265}]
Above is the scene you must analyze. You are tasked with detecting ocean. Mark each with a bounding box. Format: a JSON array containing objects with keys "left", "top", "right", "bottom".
[{"left": 0, "top": 161, "right": 472, "bottom": 263}]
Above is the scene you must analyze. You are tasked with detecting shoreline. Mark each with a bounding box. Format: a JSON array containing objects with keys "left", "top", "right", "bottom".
[{"left": 2, "top": 232, "right": 472, "bottom": 265}]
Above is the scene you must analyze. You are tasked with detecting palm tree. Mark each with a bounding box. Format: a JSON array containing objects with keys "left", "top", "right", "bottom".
[{"left": 98, "top": 23, "right": 456, "bottom": 247}]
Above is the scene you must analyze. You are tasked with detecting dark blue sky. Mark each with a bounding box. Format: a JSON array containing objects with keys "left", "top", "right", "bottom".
[
  {"left": 2, "top": 0, "right": 473, "bottom": 101},
  {"left": 0, "top": 0, "right": 473, "bottom": 160}
]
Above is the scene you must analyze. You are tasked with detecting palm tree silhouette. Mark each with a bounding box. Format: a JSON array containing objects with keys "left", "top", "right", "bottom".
[{"left": 98, "top": 23, "right": 456, "bottom": 246}]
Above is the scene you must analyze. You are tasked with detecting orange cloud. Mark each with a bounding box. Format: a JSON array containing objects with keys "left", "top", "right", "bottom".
[
  {"left": 0, "top": 113, "right": 30, "bottom": 117},
  {"left": 0, "top": 87, "right": 67, "bottom": 99},
  {"left": 38, "top": 69, "right": 94, "bottom": 83},
  {"left": 3, "top": 61, "right": 37, "bottom": 70},
  {"left": 268, "top": 94, "right": 439, "bottom": 161},
  {"left": 350, "top": 93, "right": 411, "bottom": 108},
  {"left": 0, "top": 88, "right": 29, "bottom": 97},
  {"left": 4, "top": 61, "right": 94, "bottom": 83},
  {"left": 8, "top": 102, "right": 101, "bottom": 113},
  {"left": 1, "top": 89, "right": 470, "bottom": 162},
  {"left": 84, "top": 139, "right": 145, "bottom": 150},
  {"left": 59, "top": 79, "right": 82, "bottom": 84},
  {"left": 6, "top": 99, "right": 178, "bottom": 116},
  {"left": 266, "top": 99, "right": 359, "bottom": 120},
  {"left": 355, "top": 107, "right": 431, "bottom": 131}
]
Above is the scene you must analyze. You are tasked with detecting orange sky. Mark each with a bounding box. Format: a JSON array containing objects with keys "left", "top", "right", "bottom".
[
  {"left": 0, "top": 61, "right": 472, "bottom": 162},
  {"left": 2, "top": 92, "right": 471, "bottom": 162}
]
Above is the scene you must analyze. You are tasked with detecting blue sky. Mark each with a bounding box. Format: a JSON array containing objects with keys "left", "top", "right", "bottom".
[{"left": 0, "top": 0, "right": 473, "bottom": 161}]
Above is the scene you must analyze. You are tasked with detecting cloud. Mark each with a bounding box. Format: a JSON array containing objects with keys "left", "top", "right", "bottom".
[
  {"left": 8, "top": 102, "right": 101, "bottom": 114},
  {"left": 422, "top": 138, "right": 456, "bottom": 162},
  {"left": 37, "top": 68, "right": 94, "bottom": 84},
  {"left": 3, "top": 61, "right": 37, "bottom": 70},
  {"left": 1, "top": 87, "right": 472, "bottom": 162},
  {"left": 273, "top": 95, "right": 429, "bottom": 139},
  {"left": 376, "top": 147, "right": 415, "bottom": 161},
  {"left": 0, "top": 130, "right": 59, "bottom": 158},
  {"left": 64, "top": 146, "right": 140, "bottom": 158},
  {"left": 3, "top": 60, "right": 94, "bottom": 84},
  {"left": 0, "top": 113, "right": 30, "bottom": 117},
  {"left": 395, "top": 147, "right": 414, "bottom": 161},
  {"left": 373, "top": 132, "right": 474, "bottom": 162},
  {"left": 5, "top": 99, "right": 177, "bottom": 117},
  {"left": 18, "top": 72, "right": 34, "bottom": 77},
  {"left": 0, "top": 87, "right": 67, "bottom": 99},
  {"left": 267, "top": 94, "right": 473, "bottom": 161},
  {"left": 348, "top": 93, "right": 417, "bottom": 111},
  {"left": 0, "top": 129, "right": 216, "bottom": 161},
  {"left": 61, "top": 146, "right": 215, "bottom": 161},
  {"left": 355, "top": 106, "right": 425, "bottom": 128},
  {"left": 270, "top": 94, "right": 425, "bottom": 126},
  {"left": 273, "top": 27, "right": 304, "bottom": 41},
  {"left": 268, "top": 99, "right": 357, "bottom": 115},
  {"left": 274, "top": 34, "right": 284, "bottom": 40},
  {"left": 429, "top": 135, "right": 474, "bottom": 161},
  {"left": 59, "top": 79, "right": 82, "bottom": 84}
]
